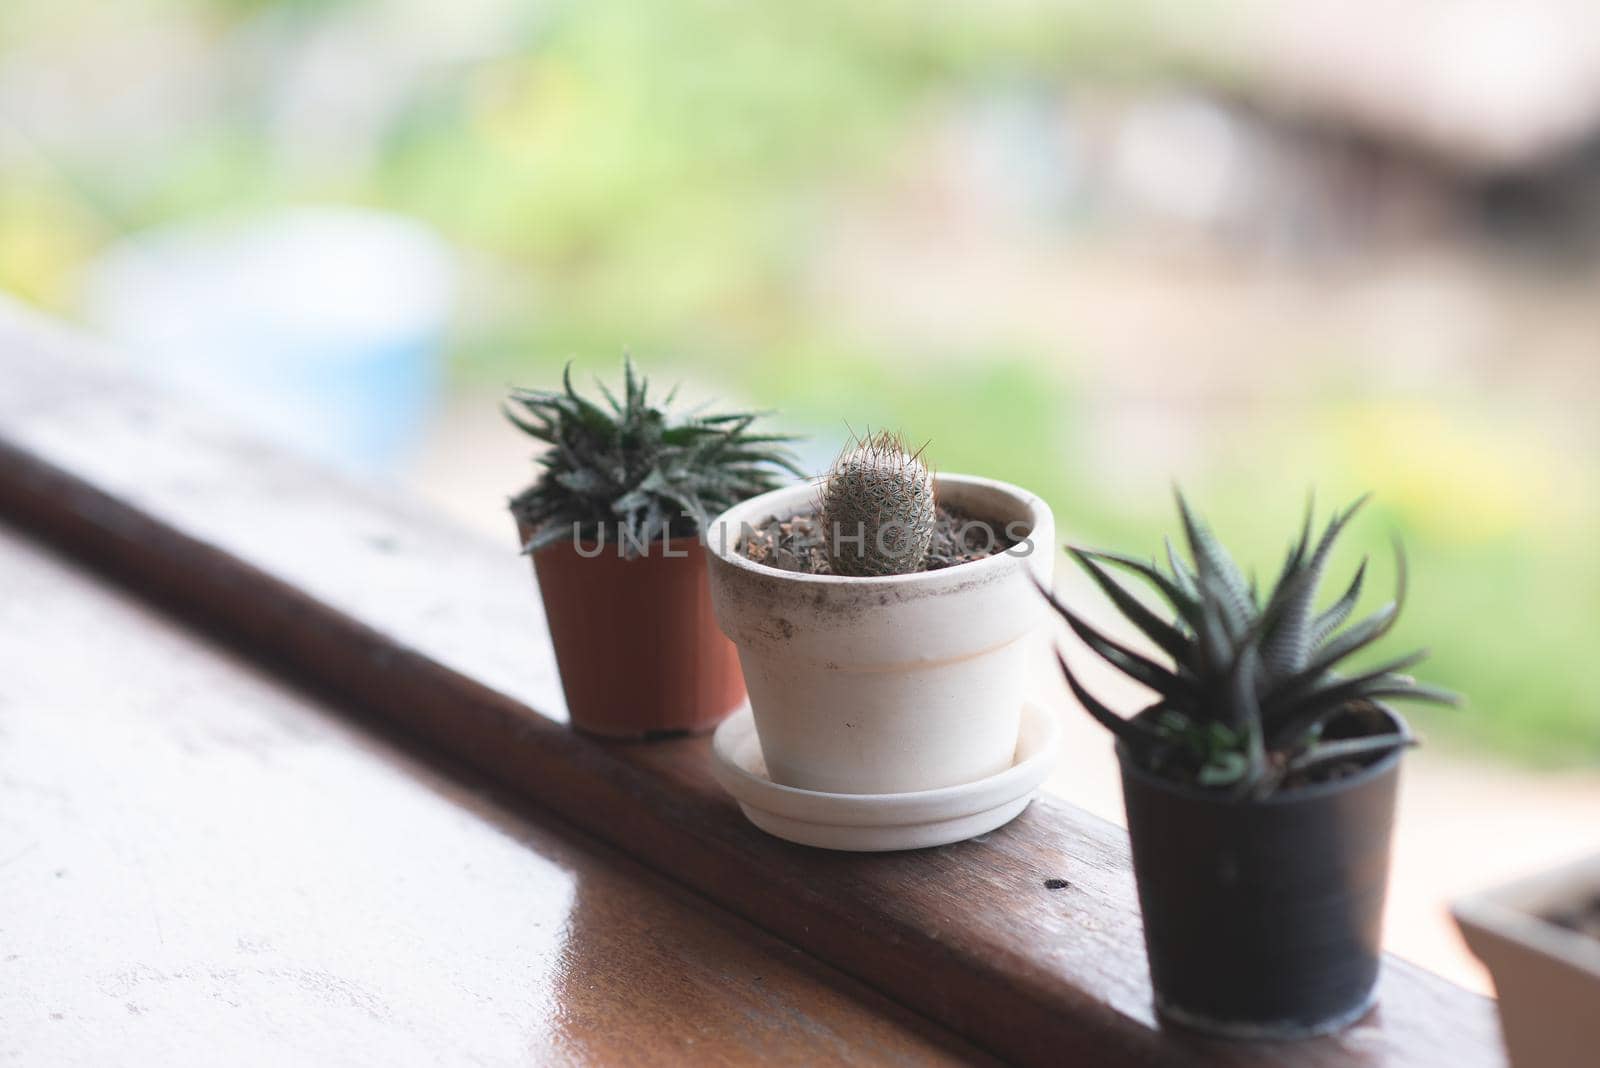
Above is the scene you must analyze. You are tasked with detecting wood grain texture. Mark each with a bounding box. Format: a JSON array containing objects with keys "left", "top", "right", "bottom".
[
  {"left": 0, "top": 526, "right": 992, "bottom": 1067},
  {"left": 0, "top": 300, "right": 1507, "bottom": 1067}
]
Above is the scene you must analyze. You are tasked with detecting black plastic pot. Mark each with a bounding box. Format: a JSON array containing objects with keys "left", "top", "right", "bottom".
[{"left": 1118, "top": 711, "right": 1403, "bottom": 1040}]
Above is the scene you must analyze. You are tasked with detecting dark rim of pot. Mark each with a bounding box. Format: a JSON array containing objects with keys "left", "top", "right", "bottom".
[{"left": 1114, "top": 702, "right": 1409, "bottom": 807}]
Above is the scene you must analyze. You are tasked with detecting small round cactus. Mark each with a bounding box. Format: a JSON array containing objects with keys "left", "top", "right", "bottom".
[{"left": 820, "top": 431, "right": 936, "bottom": 577}]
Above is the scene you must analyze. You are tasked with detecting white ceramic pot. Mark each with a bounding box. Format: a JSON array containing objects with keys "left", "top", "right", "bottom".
[
  {"left": 704, "top": 474, "right": 1055, "bottom": 795},
  {"left": 1454, "top": 853, "right": 1600, "bottom": 1068}
]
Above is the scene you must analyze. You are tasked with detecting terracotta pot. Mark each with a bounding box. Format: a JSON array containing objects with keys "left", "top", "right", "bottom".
[{"left": 522, "top": 525, "right": 746, "bottom": 739}]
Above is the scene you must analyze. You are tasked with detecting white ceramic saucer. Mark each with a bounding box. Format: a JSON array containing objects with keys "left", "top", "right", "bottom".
[{"left": 710, "top": 703, "right": 1062, "bottom": 852}]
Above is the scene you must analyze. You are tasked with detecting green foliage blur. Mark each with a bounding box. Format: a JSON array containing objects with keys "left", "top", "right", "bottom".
[{"left": 1, "top": 0, "right": 1594, "bottom": 764}]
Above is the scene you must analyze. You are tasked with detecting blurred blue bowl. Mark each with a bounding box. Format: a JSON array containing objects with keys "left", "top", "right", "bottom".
[{"left": 82, "top": 206, "right": 457, "bottom": 476}]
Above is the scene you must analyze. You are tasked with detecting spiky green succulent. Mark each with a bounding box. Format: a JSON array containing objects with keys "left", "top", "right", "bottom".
[
  {"left": 506, "top": 359, "right": 805, "bottom": 557},
  {"left": 820, "top": 430, "right": 936, "bottom": 576},
  {"left": 1043, "top": 492, "right": 1458, "bottom": 798}
]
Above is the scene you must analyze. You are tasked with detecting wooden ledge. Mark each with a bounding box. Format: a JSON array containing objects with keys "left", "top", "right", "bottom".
[{"left": 0, "top": 303, "right": 1504, "bottom": 1067}]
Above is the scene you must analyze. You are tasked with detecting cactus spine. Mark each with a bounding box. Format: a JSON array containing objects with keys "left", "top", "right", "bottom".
[{"left": 820, "top": 431, "right": 936, "bottom": 576}]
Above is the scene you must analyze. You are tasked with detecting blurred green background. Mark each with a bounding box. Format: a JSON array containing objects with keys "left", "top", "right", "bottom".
[{"left": 2, "top": 0, "right": 1596, "bottom": 764}]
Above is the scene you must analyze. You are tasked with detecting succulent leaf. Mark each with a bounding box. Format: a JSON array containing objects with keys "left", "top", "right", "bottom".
[
  {"left": 1286, "top": 720, "right": 1415, "bottom": 776},
  {"left": 1078, "top": 549, "right": 1201, "bottom": 629},
  {"left": 1164, "top": 536, "right": 1198, "bottom": 601},
  {"left": 1176, "top": 490, "right": 1254, "bottom": 634},
  {"left": 1267, "top": 650, "right": 1444, "bottom": 750},
  {"left": 1069, "top": 549, "right": 1194, "bottom": 664},
  {"left": 507, "top": 358, "right": 805, "bottom": 558},
  {"left": 1044, "top": 491, "right": 1456, "bottom": 797},
  {"left": 1034, "top": 577, "right": 1195, "bottom": 704},
  {"left": 1053, "top": 651, "right": 1166, "bottom": 749},
  {"left": 1259, "top": 495, "right": 1369, "bottom": 677},
  {"left": 1262, "top": 601, "right": 1398, "bottom": 715},
  {"left": 1309, "top": 556, "right": 1368, "bottom": 648}
]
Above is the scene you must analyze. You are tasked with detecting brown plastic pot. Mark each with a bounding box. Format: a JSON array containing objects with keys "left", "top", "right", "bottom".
[
  {"left": 1454, "top": 853, "right": 1600, "bottom": 1068},
  {"left": 521, "top": 523, "right": 746, "bottom": 739}
]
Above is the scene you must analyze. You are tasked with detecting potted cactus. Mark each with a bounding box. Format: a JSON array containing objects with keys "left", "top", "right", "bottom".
[
  {"left": 1043, "top": 493, "right": 1457, "bottom": 1039},
  {"left": 505, "top": 360, "right": 803, "bottom": 738},
  {"left": 1454, "top": 854, "right": 1600, "bottom": 1068},
  {"left": 704, "top": 432, "right": 1055, "bottom": 795}
]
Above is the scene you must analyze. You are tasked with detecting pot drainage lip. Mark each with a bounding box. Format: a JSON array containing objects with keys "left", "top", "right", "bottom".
[{"left": 709, "top": 703, "right": 1061, "bottom": 852}]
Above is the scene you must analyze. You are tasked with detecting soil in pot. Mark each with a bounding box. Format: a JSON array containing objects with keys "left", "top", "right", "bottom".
[
  {"left": 1119, "top": 704, "right": 1405, "bottom": 1040},
  {"left": 526, "top": 529, "right": 745, "bottom": 740},
  {"left": 739, "top": 503, "right": 1017, "bottom": 574}
]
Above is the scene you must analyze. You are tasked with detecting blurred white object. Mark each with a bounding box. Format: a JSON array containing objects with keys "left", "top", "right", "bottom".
[
  {"left": 710, "top": 702, "right": 1062, "bottom": 851},
  {"left": 1110, "top": 93, "right": 1247, "bottom": 227},
  {"left": 1240, "top": 0, "right": 1600, "bottom": 169},
  {"left": 82, "top": 206, "right": 456, "bottom": 475}
]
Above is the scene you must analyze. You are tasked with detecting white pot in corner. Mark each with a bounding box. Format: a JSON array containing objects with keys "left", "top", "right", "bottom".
[
  {"left": 704, "top": 473, "right": 1055, "bottom": 795},
  {"left": 1454, "top": 853, "right": 1600, "bottom": 1068}
]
